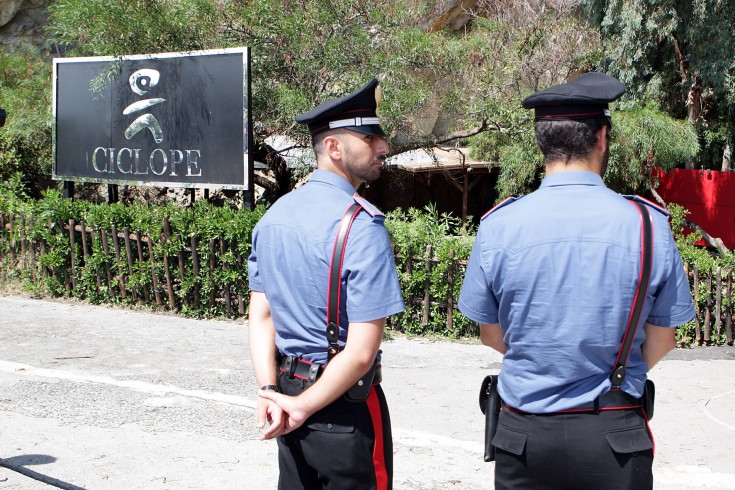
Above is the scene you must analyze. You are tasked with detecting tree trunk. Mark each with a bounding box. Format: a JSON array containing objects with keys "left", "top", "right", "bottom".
[
  {"left": 722, "top": 144, "right": 732, "bottom": 172},
  {"left": 685, "top": 77, "right": 702, "bottom": 169}
]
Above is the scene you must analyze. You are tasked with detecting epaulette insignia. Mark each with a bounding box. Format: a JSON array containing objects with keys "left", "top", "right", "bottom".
[
  {"left": 353, "top": 194, "right": 384, "bottom": 219},
  {"left": 623, "top": 195, "right": 670, "bottom": 217},
  {"left": 481, "top": 196, "right": 523, "bottom": 221}
]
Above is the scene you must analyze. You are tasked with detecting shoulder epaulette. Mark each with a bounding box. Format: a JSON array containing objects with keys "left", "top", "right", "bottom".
[
  {"left": 481, "top": 196, "right": 523, "bottom": 221},
  {"left": 623, "top": 195, "right": 670, "bottom": 217},
  {"left": 352, "top": 194, "right": 385, "bottom": 220}
]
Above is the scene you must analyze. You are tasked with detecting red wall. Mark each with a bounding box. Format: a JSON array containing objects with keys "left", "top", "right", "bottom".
[{"left": 653, "top": 168, "right": 735, "bottom": 248}]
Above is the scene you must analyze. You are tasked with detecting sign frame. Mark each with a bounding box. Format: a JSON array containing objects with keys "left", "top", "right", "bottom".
[{"left": 52, "top": 47, "right": 252, "bottom": 191}]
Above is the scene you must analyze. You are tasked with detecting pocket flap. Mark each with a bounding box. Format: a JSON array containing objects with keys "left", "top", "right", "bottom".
[
  {"left": 492, "top": 426, "right": 528, "bottom": 456},
  {"left": 605, "top": 427, "right": 652, "bottom": 454},
  {"left": 307, "top": 411, "right": 355, "bottom": 434}
]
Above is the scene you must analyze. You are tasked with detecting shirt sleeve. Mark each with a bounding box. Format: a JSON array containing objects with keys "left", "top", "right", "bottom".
[
  {"left": 247, "top": 226, "right": 264, "bottom": 292},
  {"left": 458, "top": 231, "right": 500, "bottom": 324},
  {"left": 647, "top": 226, "right": 696, "bottom": 328},
  {"left": 342, "top": 219, "right": 405, "bottom": 323}
]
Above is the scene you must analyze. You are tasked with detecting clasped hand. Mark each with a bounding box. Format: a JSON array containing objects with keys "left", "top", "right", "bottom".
[{"left": 256, "top": 390, "right": 310, "bottom": 440}]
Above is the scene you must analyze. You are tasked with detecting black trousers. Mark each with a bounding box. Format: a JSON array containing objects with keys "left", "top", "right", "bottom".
[
  {"left": 276, "top": 374, "right": 392, "bottom": 490},
  {"left": 493, "top": 407, "right": 653, "bottom": 490}
]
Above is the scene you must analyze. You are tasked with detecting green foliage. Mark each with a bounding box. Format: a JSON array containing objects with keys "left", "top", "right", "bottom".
[
  {"left": 46, "top": 0, "right": 221, "bottom": 56},
  {"left": 3, "top": 181, "right": 732, "bottom": 345},
  {"left": 668, "top": 203, "right": 735, "bottom": 345},
  {"left": 472, "top": 104, "right": 698, "bottom": 199},
  {"left": 606, "top": 105, "right": 699, "bottom": 193},
  {"left": 384, "top": 204, "right": 477, "bottom": 338},
  {"left": 584, "top": 0, "right": 735, "bottom": 168},
  {"left": 43, "top": 0, "right": 607, "bottom": 173},
  {"left": 0, "top": 47, "right": 54, "bottom": 197},
  {"left": 473, "top": 127, "right": 542, "bottom": 200},
  {"left": 0, "top": 181, "right": 266, "bottom": 317}
]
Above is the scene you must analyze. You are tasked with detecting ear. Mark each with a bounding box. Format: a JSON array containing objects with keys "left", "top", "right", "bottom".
[{"left": 322, "top": 134, "right": 343, "bottom": 161}]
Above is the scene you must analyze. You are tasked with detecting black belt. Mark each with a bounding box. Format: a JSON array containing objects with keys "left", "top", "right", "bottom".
[
  {"left": 278, "top": 355, "right": 323, "bottom": 384},
  {"left": 503, "top": 388, "right": 641, "bottom": 414},
  {"left": 278, "top": 354, "right": 382, "bottom": 386}
]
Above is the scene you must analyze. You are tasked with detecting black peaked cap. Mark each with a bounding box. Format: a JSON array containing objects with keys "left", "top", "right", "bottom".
[
  {"left": 296, "top": 79, "right": 385, "bottom": 138},
  {"left": 522, "top": 72, "right": 625, "bottom": 121}
]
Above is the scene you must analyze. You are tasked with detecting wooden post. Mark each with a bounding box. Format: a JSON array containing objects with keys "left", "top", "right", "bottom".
[
  {"left": 447, "top": 249, "right": 455, "bottom": 331},
  {"left": 191, "top": 235, "right": 201, "bottom": 309},
  {"left": 209, "top": 239, "right": 216, "bottom": 309},
  {"left": 136, "top": 231, "right": 150, "bottom": 303},
  {"left": 29, "top": 217, "right": 37, "bottom": 282},
  {"left": 147, "top": 237, "right": 162, "bottom": 306},
  {"left": 62, "top": 181, "right": 75, "bottom": 199},
  {"left": 0, "top": 214, "right": 6, "bottom": 278},
  {"left": 422, "top": 245, "right": 432, "bottom": 327},
  {"left": 236, "top": 248, "right": 245, "bottom": 316},
  {"left": 162, "top": 218, "right": 176, "bottom": 309},
  {"left": 176, "top": 233, "right": 188, "bottom": 308},
  {"left": 715, "top": 266, "right": 723, "bottom": 340},
  {"left": 60, "top": 221, "right": 70, "bottom": 291},
  {"left": 8, "top": 215, "right": 15, "bottom": 267},
  {"left": 69, "top": 219, "right": 77, "bottom": 291},
  {"left": 693, "top": 265, "right": 701, "bottom": 344},
  {"left": 726, "top": 269, "right": 733, "bottom": 345},
  {"left": 108, "top": 184, "right": 118, "bottom": 204},
  {"left": 123, "top": 227, "right": 138, "bottom": 302},
  {"left": 704, "top": 271, "right": 712, "bottom": 343},
  {"left": 80, "top": 220, "right": 96, "bottom": 296},
  {"left": 100, "top": 229, "right": 113, "bottom": 293},
  {"left": 89, "top": 228, "right": 102, "bottom": 294},
  {"left": 39, "top": 239, "right": 49, "bottom": 281},
  {"left": 110, "top": 224, "right": 126, "bottom": 299},
  {"left": 19, "top": 216, "right": 27, "bottom": 264},
  {"left": 220, "top": 238, "right": 232, "bottom": 316}
]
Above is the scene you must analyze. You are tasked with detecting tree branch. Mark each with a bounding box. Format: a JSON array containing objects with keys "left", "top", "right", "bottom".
[
  {"left": 649, "top": 187, "right": 730, "bottom": 257},
  {"left": 388, "top": 119, "right": 518, "bottom": 156}
]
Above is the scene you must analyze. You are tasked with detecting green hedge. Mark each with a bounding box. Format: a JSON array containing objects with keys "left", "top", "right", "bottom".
[{"left": 1, "top": 179, "right": 732, "bottom": 345}]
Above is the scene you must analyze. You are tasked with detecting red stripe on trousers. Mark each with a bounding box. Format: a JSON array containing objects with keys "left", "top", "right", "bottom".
[{"left": 366, "top": 388, "right": 388, "bottom": 490}]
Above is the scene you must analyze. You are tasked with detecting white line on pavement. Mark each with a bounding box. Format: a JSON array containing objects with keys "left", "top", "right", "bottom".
[
  {"left": 0, "top": 360, "right": 257, "bottom": 409},
  {"left": 0, "top": 359, "right": 487, "bottom": 453}
]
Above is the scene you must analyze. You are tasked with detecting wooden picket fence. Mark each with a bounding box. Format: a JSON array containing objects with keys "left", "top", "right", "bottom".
[
  {"left": 1, "top": 210, "right": 733, "bottom": 344},
  {"left": 1, "top": 212, "right": 471, "bottom": 330},
  {"left": 685, "top": 263, "right": 734, "bottom": 345},
  {"left": 0, "top": 213, "right": 248, "bottom": 316}
]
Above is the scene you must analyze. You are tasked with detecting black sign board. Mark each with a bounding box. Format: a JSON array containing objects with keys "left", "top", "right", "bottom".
[{"left": 53, "top": 48, "right": 251, "bottom": 190}]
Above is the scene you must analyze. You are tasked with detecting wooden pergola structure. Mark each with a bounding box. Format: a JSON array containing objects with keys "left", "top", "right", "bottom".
[{"left": 382, "top": 147, "right": 500, "bottom": 229}]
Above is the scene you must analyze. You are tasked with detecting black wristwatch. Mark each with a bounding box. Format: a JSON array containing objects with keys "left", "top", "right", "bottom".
[{"left": 260, "top": 384, "right": 281, "bottom": 393}]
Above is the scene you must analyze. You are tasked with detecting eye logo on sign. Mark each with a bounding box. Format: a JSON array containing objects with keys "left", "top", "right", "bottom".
[{"left": 123, "top": 69, "right": 166, "bottom": 143}]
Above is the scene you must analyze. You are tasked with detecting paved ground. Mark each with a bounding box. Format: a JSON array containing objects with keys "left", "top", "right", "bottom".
[{"left": 0, "top": 295, "right": 733, "bottom": 489}]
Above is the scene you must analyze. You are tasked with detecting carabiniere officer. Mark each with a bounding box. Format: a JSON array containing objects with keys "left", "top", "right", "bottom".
[
  {"left": 459, "top": 72, "right": 695, "bottom": 490},
  {"left": 248, "top": 79, "right": 405, "bottom": 490}
]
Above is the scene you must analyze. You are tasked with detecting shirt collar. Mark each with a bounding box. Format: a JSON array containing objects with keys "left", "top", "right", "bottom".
[
  {"left": 308, "top": 169, "right": 356, "bottom": 195},
  {"left": 539, "top": 170, "right": 605, "bottom": 188}
]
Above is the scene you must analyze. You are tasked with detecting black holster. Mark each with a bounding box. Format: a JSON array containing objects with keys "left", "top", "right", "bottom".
[
  {"left": 343, "top": 364, "right": 377, "bottom": 403},
  {"left": 642, "top": 378, "right": 655, "bottom": 420},
  {"left": 479, "top": 374, "right": 501, "bottom": 462}
]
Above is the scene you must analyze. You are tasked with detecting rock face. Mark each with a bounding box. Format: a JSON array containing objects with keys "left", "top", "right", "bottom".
[
  {"left": 0, "top": 0, "right": 24, "bottom": 26},
  {"left": 0, "top": 0, "right": 50, "bottom": 50},
  {"left": 423, "top": 0, "right": 478, "bottom": 33}
]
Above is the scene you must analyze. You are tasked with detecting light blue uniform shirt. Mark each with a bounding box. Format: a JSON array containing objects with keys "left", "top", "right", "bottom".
[
  {"left": 459, "top": 171, "right": 695, "bottom": 413},
  {"left": 248, "top": 169, "right": 405, "bottom": 365}
]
